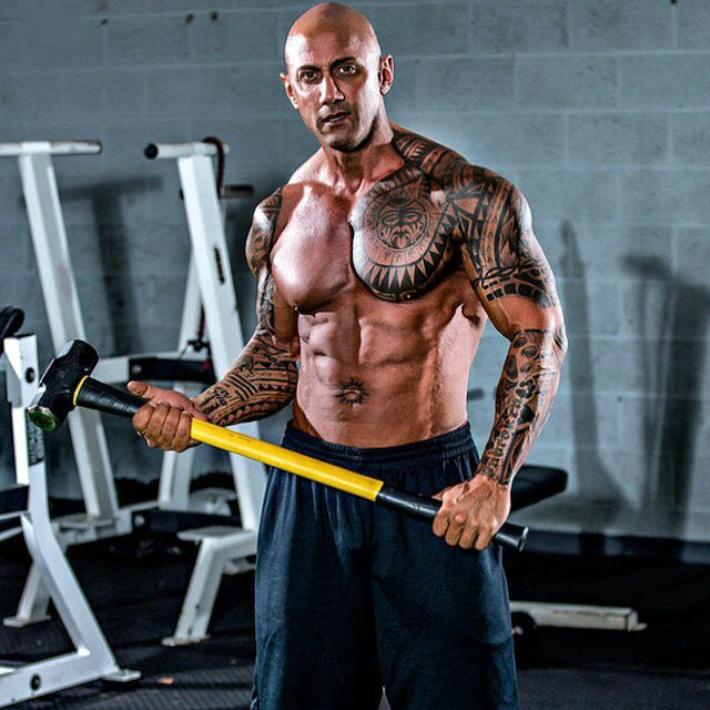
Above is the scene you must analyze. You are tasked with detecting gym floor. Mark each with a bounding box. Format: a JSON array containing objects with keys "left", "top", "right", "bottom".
[{"left": 0, "top": 524, "right": 708, "bottom": 710}]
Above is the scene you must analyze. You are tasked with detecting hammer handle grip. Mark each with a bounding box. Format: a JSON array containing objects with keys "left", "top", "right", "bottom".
[
  {"left": 376, "top": 487, "right": 528, "bottom": 552},
  {"left": 76, "top": 377, "right": 144, "bottom": 419}
]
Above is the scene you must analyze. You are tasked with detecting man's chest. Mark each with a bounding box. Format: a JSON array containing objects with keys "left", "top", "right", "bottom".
[{"left": 271, "top": 168, "right": 458, "bottom": 310}]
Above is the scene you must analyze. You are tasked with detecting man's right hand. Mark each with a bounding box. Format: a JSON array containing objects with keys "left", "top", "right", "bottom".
[{"left": 127, "top": 381, "right": 209, "bottom": 452}]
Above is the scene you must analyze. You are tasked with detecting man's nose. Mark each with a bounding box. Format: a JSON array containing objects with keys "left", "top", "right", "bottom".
[{"left": 320, "top": 74, "right": 344, "bottom": 103}]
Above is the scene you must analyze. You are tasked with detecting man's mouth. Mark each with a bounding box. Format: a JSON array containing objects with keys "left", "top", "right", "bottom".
[{"left": 321, "top": 111, "right": 350, "bottom": 126}]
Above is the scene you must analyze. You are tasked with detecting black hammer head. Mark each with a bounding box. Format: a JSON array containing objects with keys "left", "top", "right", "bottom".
[{"left": 28, "top": 340, "right": 99, "bottom": 431}]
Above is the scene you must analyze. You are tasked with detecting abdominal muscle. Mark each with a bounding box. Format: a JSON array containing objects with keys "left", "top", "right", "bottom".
[{"left": 289, "top": 275, "right": 487, "bottom": 448}]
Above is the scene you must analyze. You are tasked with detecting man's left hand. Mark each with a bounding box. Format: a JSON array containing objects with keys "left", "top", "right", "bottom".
[{"left": 432, "top": 474, "right": 512, "bottom": 550}]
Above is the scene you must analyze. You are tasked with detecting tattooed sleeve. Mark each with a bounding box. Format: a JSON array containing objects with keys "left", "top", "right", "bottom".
[
  {"left": 478, "top": 328, "right": 565, "bottom": 485},
  {"left": 193, "top": 188, "right": 299, "bottom": 426},
  {"left": 454, "top": 170, "right": 567, "bottom": 486}
]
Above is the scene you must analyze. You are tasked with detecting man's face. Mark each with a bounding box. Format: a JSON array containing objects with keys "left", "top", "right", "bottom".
[{"left": 282, "top": 28, "right": 392, "bottom": 152}]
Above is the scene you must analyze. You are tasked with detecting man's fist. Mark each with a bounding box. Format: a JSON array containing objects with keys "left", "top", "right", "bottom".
[
  {"left": 127, "top": 381, "right": 209, "bottom": 452},
  {"left": 432, "top": 474, "right": 511, "bottom": 550}
]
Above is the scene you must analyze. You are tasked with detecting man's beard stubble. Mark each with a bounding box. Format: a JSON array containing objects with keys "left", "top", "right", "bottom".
[{"left": 327, "top": 113, "right": 380, "bottom": 154}]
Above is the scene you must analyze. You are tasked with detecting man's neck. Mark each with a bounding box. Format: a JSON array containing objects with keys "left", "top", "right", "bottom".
[{"left": 319, "top": 117, "right": 401, "bottom": 195}]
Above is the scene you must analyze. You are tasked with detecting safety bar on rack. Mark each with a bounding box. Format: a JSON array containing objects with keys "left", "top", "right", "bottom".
[
  {"left": 0, "top": 141, "right": 102, "bottom": 157},
  {"left": 144, "top": 142, "right": 231, "bottom": 160}
]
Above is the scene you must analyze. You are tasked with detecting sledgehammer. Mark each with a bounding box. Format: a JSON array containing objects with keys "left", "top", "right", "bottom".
[{"left": 28, "top": 340, "right": 528, "bottom": 552}]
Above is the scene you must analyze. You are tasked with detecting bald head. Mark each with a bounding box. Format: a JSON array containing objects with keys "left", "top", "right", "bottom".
[
  {"left": 280, "top": 2, "right": 394, "bottom": 153},
  {"left": 285, "top": 3, "right": 381, "bottom": 70}
]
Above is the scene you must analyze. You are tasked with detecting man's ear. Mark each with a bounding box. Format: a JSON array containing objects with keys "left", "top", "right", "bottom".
[
  {"left": 281, "top": 72, "right": 299, "bottom": 109},
  {"left": 378, "top": 55, "right": 394, "bottom": 95}
]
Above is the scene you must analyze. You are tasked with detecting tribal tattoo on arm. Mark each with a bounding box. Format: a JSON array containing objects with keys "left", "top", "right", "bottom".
[
  {"left": 361, "top": 128, "right": 564, "bottom": 484},
  {"left": 194, "top": 188, "right": 300, "bottom": 427},
  {"left": 453, "top": 171, "right": 567, "bottom": 486},
  {"left": 478, "top": 328, "right": 565, "bottom": 485}
]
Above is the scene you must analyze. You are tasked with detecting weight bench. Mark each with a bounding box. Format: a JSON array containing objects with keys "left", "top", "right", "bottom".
[
  {"left": 509, "top": 465, "right": 567, "bottom": 513},
  {"left": 506, "top": 464, "right": 645, "bottom": 649}
]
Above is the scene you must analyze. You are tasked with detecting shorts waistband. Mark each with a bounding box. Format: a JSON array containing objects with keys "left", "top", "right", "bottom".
[{"left": 282, "top": 422, "right": 475, "bottom": 472}]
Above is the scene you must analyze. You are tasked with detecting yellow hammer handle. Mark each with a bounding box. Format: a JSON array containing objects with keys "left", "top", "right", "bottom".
[{"left": 191, "top": 419, "right": 384, "bottom": 501}]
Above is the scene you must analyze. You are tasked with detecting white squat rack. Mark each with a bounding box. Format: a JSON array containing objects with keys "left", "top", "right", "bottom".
[
  {"left": 0, "top": 140, "right": 265, "bottom": 646},
  {"left": 0, "top": 142, "right": 138, "bottom": 631},
  {"left": 0, "top": 332, "right": 139, "bottom": 707},
  {"left": 144, "top": 141, "right": 265, "bottom": 645}
]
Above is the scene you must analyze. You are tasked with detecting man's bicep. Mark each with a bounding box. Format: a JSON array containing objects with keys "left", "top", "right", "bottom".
[
  {"left": 255, "top": 268, "right": 298, "bottom": 347},
  {"left": 461, "top": 181, "right": 563, "bottom": 338},
  {"left": 245, "top": 188, "right": 284, "bottom": 276},
  {"left": 474, "top": 236, "right": 564, "bottom": 340},
  {"left": 245, "top": 187, "right": 297, "bottom": 344}
]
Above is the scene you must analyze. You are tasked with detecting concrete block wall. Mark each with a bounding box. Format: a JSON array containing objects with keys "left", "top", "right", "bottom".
[{"left": 0, "top": 1, "right": 708, "bottom": 542}]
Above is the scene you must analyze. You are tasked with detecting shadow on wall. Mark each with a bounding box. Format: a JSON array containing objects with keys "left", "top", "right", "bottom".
[
  {"left": 557, "top": 221, "right": 627, "bottom": 540},
  {"left": 624, "top": 253, "right": 710, "bottom": 538},
  {"left": 59, "top": 177, "right": 163, "bottom": 356}
]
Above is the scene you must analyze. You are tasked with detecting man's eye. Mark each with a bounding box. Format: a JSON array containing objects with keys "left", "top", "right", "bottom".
[
  {"left": 299, "top": 71, "right": 318, "bottom": 83},
  {"left": 338, "top": 65, "right": 357, "bottom": 76}
]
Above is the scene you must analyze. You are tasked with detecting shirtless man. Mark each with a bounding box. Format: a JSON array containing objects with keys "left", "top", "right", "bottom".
[{"left": 129, "top": 4, "right": 566, "bottom": 709}]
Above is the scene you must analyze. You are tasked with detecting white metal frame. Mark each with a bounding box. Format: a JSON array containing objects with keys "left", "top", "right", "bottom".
[
  {"left": 164, "top": 527, "right": 256, "bottom": 646},
  {"left": 0, "top": 142, "right": 140, "bottom": 629},
  {"left": 148, "top": 142, "right": 265, "bottom": 645},
  {"left": 10, "top": 142, "right": 119, "bottom": 525},
  {"left": 510, "top": 601, "right": 646, "bottom": 632},
  {"left": 1, "top": 140, "right": 265, "bottom": 645},
  {"left": 0, "top": 334, "right": 139, "bottom": 707}
]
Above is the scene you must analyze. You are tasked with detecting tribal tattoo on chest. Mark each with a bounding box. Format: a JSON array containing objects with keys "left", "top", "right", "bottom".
[
  {"left": 355, "top": 130, "right": 560, "bottom": 311},
  {"left": 353, "top": 166, "right": 454, "bottom": 300}
]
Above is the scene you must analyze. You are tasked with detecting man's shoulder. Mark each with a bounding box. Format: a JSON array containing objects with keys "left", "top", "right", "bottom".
[
  {"left": 391, "top": 124, "right": 509, "bottom": 194},
  {"left": 391, "top": 124, "right": 466, "bottom": 176},
  {"left": 252, "top": 187, "right": 285, "bottom": 233},
  {"left": 250, "top": 151, "right": 323, "bottom": 234},
  {"left": 247, "top": 187, "right": 287, "bottom": 274},
  {"left": 258, "top": 153, "right": 324, "bottom": 212},
  {"left": 247, "top": 157, "right": 322, "bottom": 272}
]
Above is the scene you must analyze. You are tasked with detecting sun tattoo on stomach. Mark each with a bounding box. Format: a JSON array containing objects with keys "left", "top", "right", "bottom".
[{"left": 336, "top": 377, "right": 370, "bottom": 408}]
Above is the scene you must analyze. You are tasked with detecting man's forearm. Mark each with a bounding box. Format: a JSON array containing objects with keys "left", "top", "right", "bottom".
[
  {"left": 477, "top": 327, "right": 566, "bottom": 486},
  {"left": 193, "top": 331, "right": 298, "bottom": 427}
]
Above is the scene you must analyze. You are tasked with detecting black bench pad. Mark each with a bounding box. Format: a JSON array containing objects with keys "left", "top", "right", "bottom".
[
  {"left": 0, "top": 484, "right": 29, "bottom": 517},
  {"left": 511, "top": 465, "right": 568, "bottom": 512}
]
